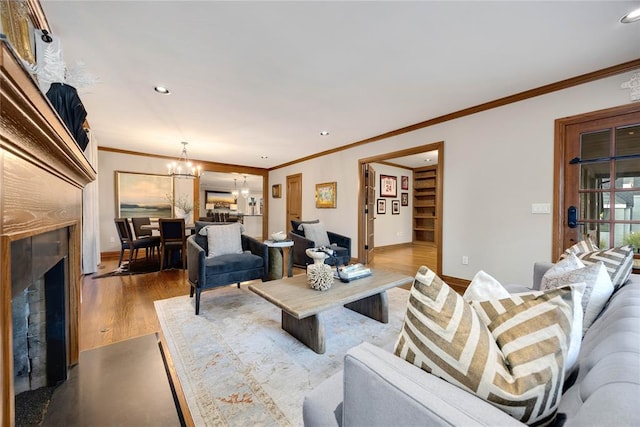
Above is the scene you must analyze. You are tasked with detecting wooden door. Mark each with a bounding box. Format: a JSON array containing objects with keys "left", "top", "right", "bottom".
[
  {"left": 364, "top": 164, "right": 376, "bottom": 264},
  {"left": 556, "top": 106, "right": 640, "bottom": 257},
  {"left": 286, "top": 173, "right": 302, "bottom": 231}
]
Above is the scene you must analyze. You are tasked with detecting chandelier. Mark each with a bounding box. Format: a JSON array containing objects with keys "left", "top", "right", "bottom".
[{"left": 167, "top": 141, "right": 201, "bottom": 179}]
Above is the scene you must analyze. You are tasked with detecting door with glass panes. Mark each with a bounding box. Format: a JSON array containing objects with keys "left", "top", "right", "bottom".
[{"left": 559, "top": 106, "right": 640, "bottom": 261}]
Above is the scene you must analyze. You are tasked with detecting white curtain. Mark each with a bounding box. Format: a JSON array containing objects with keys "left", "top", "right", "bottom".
[{"left": 82, "top": 130, "right": 101, "bottom": 274}]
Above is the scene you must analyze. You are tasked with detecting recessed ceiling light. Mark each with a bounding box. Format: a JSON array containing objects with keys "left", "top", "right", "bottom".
[
  {"left": 154, "top": 86, "right": 170, "bottom": 94},
  {"left": 320, "top": 131, "right": 330, "bottom": 136},
  {"left": 261, "top": 155, "right": 269, "bottom": 159},
  {"left": 621, "top": 7, "right": 640, "bottom": 23}
]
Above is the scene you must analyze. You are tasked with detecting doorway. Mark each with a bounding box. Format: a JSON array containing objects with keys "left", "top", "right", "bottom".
[
  {"left": 554, "top": 103, "right": 640, "bottom": 259},
  {"left": 286, "top": 173, "right": 303, "bottom": 230},
  {"left": 358, "top": 142, "right": 444, "bottom": 275}
]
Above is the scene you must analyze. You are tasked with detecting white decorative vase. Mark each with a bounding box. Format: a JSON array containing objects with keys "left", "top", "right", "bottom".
[{"left": 306, "top": 249, "right": 333, "bottom": 291}]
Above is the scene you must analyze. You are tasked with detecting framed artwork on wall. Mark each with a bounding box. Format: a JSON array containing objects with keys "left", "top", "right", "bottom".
[
  {"left": 205, "top": 190, "right": 236, "bottom": 209},
  {"left": 272, "top": 184, "right": 281, "bottom": 198},
  {"left": 377, "top": 199, "right": 386, "bottom": 214},
  {"left": 380, "top": 174, "right": 397, "bottom": 197},
  {"left": 401, "top": 175, "right": 409, "bottom": 190},
  {"left": 401, "top": 192, "right": 409, "bottom": 206},
  {"left": 316, "top": 181, "right": 337, "bottom": 208},
  {"left": 392, "top": 200, "right": 400, "bottom": 214},
  {"left": 115, "top": 171, "right": 173, "bottom": 218}
]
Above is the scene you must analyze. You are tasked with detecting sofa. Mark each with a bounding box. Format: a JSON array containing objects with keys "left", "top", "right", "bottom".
[
  {"left": 186, "top": 221, "right": 268, "bottom": 315},
  {"left": 303, "top": 263, "right": 640, "bottom": 426}
]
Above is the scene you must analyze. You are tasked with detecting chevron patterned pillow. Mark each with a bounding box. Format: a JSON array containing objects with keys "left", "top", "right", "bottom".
[
  {"left": 559, "top": 241, "right": 634, "bottom": 288},
  {"left": 394, "top": 266, "right": 577, "bottom": 426}
]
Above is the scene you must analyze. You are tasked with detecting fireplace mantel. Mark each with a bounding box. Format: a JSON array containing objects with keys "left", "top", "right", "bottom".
[{"left": 0, "top": 38, "right": 96, "bottom": 425}]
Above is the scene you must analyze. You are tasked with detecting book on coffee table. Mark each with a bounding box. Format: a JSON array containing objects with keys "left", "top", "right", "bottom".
[{"left": 335, "top": 264, "right": 372, "bottom": 281}]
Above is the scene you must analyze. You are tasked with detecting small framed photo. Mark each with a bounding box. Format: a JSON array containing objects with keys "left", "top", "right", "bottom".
[
  {"left": 392, "top": 200, "right": 400, "bottom": 215},
  {"left": 401, "top": 192, "right": 409, "bottom": 206},
  {"left": 377, "top": 199, "right": 386, "bottom": 214},
  {"left": 272, "top": 184, "right": 281, "bottom": 198},
  {"left": 401, "top": 175, "right": 409, "bottom": 190},
  {"left": 316, "top": 181, "right": 337, "bottom": 208},
  {"left": 380, "top": 174, "right": 397, "bottom": 197}
]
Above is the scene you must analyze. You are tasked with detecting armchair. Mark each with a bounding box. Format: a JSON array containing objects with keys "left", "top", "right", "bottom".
[
  {"left": 187, "top": 221, "right": 268, "bottom": 315},
  {"left": 288, "top": 220, "right": 351, "bottom": 268}
]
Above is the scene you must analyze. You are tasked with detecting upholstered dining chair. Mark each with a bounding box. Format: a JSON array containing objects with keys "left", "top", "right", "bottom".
[
  {"left": 114, "top": 218, "right": 161, "bottom": 268},
  {"left": 131, "top": 217, "right": 160, "bottom": 259},
  {"left": 159, "top": 218, "right": 187, "bottom": 270}
]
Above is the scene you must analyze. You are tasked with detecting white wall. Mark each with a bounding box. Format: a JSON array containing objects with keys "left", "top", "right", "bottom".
[
  {"left": 371, "top": 163, "right": 413, "bottom": 247},
  {"left": 268, "top": 71, "right": 636, "bottom": 285}
]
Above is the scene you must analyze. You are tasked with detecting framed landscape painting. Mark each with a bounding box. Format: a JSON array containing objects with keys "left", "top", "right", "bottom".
[
  {"left": 115, "top": 171, "right": 173, "bottom": 218},
  {"left": 380, "top": 174, "right": 397, "bottom": 197}
]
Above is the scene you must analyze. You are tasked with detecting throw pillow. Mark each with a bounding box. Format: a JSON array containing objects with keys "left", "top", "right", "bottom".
[
  {"left": 559, "top": 241, "right": 634, "bottom": 288},
  {"left": 394, "top": 267, "right": 576, "bottom": 426},
  {"left": 543, "top": 253, "right": 585, "bottom": 280},
  {"left": 462, "top": 270, "right": 510, "bottom": 302},
  {"left": 464, "top": 270, "right": 584, "bottom": 377},
  {"left": 560, "top": 238, "right": 599, "bottom": 259},
  {"left": 301, "top": 221, "right": 331, "bottom": 247},
  {"left": 205, "top": 223, "right": 243, "bottom": 258},
  {"left": 541, "top": 261, "right": 613, "bottom": 335}
]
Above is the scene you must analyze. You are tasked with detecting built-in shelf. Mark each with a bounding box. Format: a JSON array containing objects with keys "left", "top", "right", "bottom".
[{"left": 413, "top": 165, "right": 438, "bottom": 245}]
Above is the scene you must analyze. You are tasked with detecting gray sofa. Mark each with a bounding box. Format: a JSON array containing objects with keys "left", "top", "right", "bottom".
[{"left": 303, "top": 263, "right": 640, "bottom": 426}]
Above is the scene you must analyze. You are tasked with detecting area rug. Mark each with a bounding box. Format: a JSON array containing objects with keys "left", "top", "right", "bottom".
[
  {"left": 92, "top": 258, "right": 160, "bottom": 278},
  {"left": 154, "top": 284, "right": 411, "bottom": 426}
]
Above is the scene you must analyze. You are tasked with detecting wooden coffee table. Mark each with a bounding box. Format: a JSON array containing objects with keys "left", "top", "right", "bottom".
[{"left": 248, "top": 269, "right": 413, "bottom": 354}]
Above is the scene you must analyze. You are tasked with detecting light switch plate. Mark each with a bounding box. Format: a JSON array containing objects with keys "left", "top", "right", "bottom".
[{"left": 531, "top": 203, "right": 551, "bottom": 214}]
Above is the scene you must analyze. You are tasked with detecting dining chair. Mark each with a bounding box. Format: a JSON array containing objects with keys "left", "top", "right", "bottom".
[
  {"left": 114, "top": 218, "right": 161, "bottom": 268},
  {"left": 131, "top": 217, "right": 160, "bottom": 259},
  {"left": 159, "top": 218, "right": 187, "bottom": 270}
]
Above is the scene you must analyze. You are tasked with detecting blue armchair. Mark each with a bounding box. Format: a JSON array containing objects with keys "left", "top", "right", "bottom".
[
  {"left": 288, "top": 219, "right": 351, "bottom": 268},
  {"left": 187, "top": 221, "right": 268, "bottom": 315}
]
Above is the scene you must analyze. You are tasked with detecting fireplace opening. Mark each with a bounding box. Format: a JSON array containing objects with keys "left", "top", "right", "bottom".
[{"left": 11, "top": 228, "right": 70, "bottom": 423}]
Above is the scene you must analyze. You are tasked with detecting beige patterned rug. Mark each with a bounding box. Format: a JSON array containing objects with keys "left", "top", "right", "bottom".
[{"left": 154, "top": 283, "right": 410, "bottom": 426}]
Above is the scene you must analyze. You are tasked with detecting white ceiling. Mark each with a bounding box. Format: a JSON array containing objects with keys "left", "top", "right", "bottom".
[{"left": 40, "top": 1, "right": 640, "bottom": 169}]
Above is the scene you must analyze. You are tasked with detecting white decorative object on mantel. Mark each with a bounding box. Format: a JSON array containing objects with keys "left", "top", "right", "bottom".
[{"left": 621, "top": 72, "right": 640, "bottom": 102}]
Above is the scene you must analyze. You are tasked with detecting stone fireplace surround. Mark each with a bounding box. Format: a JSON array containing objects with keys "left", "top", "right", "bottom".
[{"left": 0, "top": 39, "right": 95, "bottom": 425}]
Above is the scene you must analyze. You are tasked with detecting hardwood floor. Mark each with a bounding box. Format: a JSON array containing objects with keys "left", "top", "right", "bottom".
[{"left": 80, "top": 244, "right": 437, "bottom": 351}]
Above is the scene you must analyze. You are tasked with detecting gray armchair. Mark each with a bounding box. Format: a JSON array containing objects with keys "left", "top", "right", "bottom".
[
  {"left": 288, "top": 219, "right": 351, "bottom": 268},
  {"left": 187, "top": 221, "right": 268, "bottom": 315}
]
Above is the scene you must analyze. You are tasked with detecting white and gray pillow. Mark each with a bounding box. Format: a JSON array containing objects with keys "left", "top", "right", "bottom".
[
  {"left": 205, "top": 223, "right": 244, "bottom": 258},
  {"left": 301, "top": 221, "right": 331, "bottom": 247},
  {"left": 541, "top": 261, "right": 613, "bottom": 335}
]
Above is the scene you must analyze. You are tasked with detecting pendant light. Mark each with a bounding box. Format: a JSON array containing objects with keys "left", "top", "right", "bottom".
[{"left": 241, "top": 175, "right": 250, "bottom": 199}]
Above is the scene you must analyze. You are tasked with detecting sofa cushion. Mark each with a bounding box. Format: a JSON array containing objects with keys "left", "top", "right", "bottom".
[
  {"left": 301, "top": 221, "right": 331, "bottom": 247},
  {"left": 203, "top": 252, "right": 263, "bottom": 275},
  {"left": 541, "top": 261, "right": 613, "bottom": 335},
  {"left": 560, "top": 241, "right": 634, "bottom": 288},
  {"left": 464, "top": 269, "right": 584, "bottom": 377},
  {"left": 394, "top": 266, "right": 577, "bottom": 425},
  {"left": 205, "top": 223, "right": 244, "bottom": 258}
]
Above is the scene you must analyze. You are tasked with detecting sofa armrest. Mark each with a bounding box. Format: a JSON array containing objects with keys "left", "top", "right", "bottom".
[
  {"left": 242, "top": 234, "right": 269, "bottom": 280},
  {"left": 533, "top": 261, "right": 554, "bottom": 290},
  {"left": 186, "top": 235, "right": 206, "bottom": 288},
  {"left": 342, "top": 342, "right": 522, "bottom": 426},
  {"left": 327, "top": 232, "right": 351, "bottom": 256}
]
